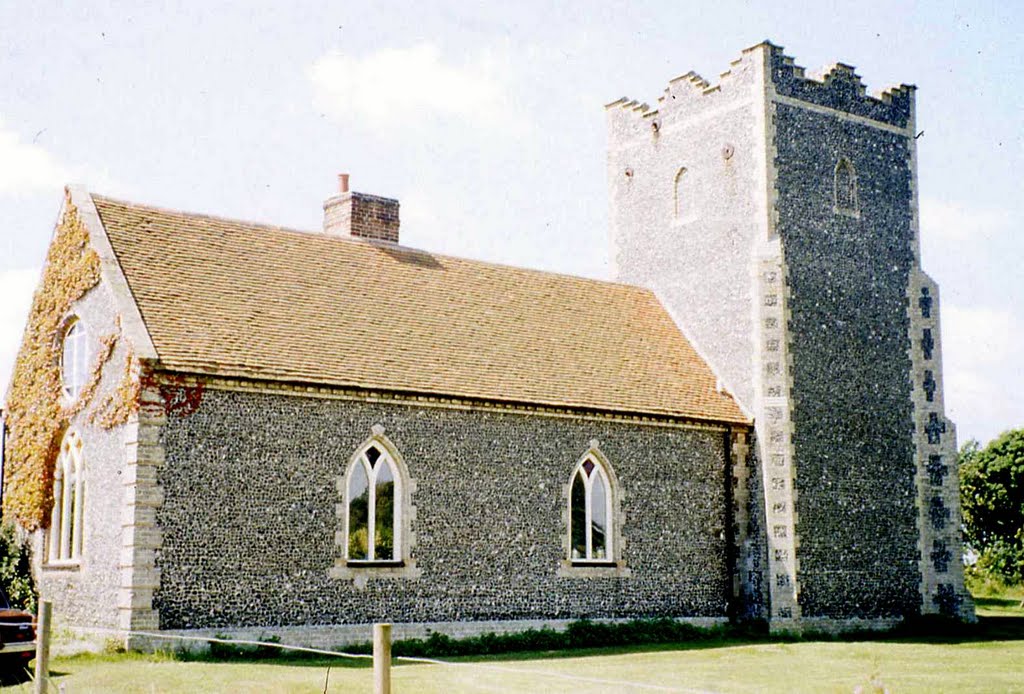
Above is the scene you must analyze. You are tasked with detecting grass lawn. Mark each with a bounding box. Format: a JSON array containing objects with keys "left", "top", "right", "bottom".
[
  {"left": 3, "top": 603, "right": 1022, "bottom": 693},
  {"left": 976, "top": 595, "right": 1024, "bottom": 617}
]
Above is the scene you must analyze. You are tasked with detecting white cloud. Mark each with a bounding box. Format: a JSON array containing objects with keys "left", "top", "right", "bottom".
[
  {"left": 941, "top": 304, "right": 1024, "bottom": 445},
  {"left": 308, "top": 43, "right": 526, "bottom": 137},
  {"left": 398, "top": 186, "right": 497, "bottom": 259},
  {"left": 0, "top": 120, "right": 70, "bottom": 195},
  {"left": 0, "top": 268, "right": 40, "bottom": 403},
  {"left": 919, "top": 198, "right": 1011, "bottom": 242},
  {"left": 943, "top": 305, "right": 1018, "bottom": 367}
]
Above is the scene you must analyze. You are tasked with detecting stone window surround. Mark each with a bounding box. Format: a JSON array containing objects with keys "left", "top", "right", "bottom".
[
  {"left": 344, "top": 436, "right": 402, "bottom": 563},
  {"left": 330, "top": 425, "right": 421, "bottom": 585},
  {"left": 671, "top": 166, "right": 699, "bottom": 225},
  {"left": 46, "top": 429, "right": 85, "bottom": 568},
  {"left": 569, "top": 451, "right": 614, "bottom": 562},
  {"left": 558, "top": 441, "right": 631, "bottom": 578},
  {"left": 59, "top": 316, "right": 90, "bottom": 401},
  {"left": 833, "top": 156, "right": 860, "bottom": 218}
]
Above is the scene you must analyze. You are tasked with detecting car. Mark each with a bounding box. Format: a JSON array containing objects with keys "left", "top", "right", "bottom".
[{"left": 0, "top": 588, "right": 35, "bottom": 672}]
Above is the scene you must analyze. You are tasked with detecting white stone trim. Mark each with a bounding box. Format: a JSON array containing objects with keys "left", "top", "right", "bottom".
[
  {"left": 170, "top": 373, "right": 742, "bottom": 433},
  {"left": 45, "top": 429, "right": 85, "bottom": 565},
  {"left": 729, "top": 429, "right": 753, "bottom": 611},
  {"left": 67, "top": 186, "right": 158, "bottom": 362},
  {"left": 118, "top": 378, "right": 166, "bottom": 642},
  {"left": 903, "top": 87, "right": 972, "bottom": 619},
  {"left": 753, "top": 247, "right": 801, "bottom": 629},
  {"left": 749, "top": 45, "right": 801, "bottom": 630},
  {"left": 907, "top": 271, "right": 974, "bottom": 619},
  {"left": 330, "top": 426, "right": 421, "bottom": 584},
  {"left": 59, "top": 319, "right": 90, "bottom": 400},
  {"left": 771, "top": 94, "right": 912, "bottom": 136},
  {"left": 557, "top": 441, "right": 630, "bottom": 578}
]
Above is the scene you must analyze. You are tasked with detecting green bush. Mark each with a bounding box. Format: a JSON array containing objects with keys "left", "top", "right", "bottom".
[
  {"left": 965, "top": 564, "right": 1024, "bottom": 598},
  {"left": 960, "top": 431, "right": 1024, "bottom": 585},
  {"left": 0, "top": 521, "right": 36, "bottom": 612},
  {"left": 344, "top": 618, "right": 728, "bottom": 660},
  {"left": 188, "top": 618, "right": 731, "bottom": 662}
]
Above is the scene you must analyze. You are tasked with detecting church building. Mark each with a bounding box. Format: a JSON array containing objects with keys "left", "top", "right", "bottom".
[{"left": 1, "top": 41, "right": 973, "bottom": 648}]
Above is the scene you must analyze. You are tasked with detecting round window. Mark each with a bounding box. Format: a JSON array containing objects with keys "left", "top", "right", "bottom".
[{"left": 61, "top": 319, "right": 90, "bottom": 399}]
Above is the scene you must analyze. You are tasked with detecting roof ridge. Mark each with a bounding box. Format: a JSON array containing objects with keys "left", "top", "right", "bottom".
[
  {"left": 95, "top": 190, "right": 748, "bottom": 423},
  {"left": 89, "top": 192, "right": 650, "bottom": 294},
  {"left": 90, "top": 192, "right": 314, "bottom": 238}
]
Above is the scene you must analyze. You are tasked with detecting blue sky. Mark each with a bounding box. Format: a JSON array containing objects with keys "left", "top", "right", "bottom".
[{"left": 1, "top": 1, "right": 1020, "bottom": 445}]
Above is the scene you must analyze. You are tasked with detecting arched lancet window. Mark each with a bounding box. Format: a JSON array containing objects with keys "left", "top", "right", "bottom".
[
  {"left": 834, "top": 158, "right": 858, "bottom": 215},
  {"left": 570, "top": 454, "right": 614, "bottom": 563},
  {"left": 346, "top": 442, "right": 401, "bottom": 563},
  {"left": 49, "top": 430, "right": 84, "bottom": 563},
  {"left": 61, "top": 319, "right": 90, "bottom": 399},
  {"left": 673, "top": 167, "right": 689, "bottom": 219}
]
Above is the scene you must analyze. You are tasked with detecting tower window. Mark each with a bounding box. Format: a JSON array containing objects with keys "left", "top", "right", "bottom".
[
  {"left": 834, "top": 158, "right": 859, "bottom": 216},
  {"left": 673, "top": 167, "right": 689, "bottom": 220}
]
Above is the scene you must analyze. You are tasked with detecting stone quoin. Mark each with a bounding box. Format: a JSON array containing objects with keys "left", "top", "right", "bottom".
[{"left": 1, "top": 40, "right": 973, "bottom": 649}]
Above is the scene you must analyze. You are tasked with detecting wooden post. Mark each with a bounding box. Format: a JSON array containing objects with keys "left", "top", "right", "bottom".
[
  {"left": 33, "top": 600, "right": 52, "bottom": 694},
  {"left": 373, "top": 622, "right": 392, "bottom": 694}
]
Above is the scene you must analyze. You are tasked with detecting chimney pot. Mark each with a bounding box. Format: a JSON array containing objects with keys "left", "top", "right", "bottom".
[{"left": 338, "top": 173, "right": 350, "bottom": 193}]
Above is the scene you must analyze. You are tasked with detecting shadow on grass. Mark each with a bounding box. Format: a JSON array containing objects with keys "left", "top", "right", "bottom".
[
  {"left": 974, "top": 596, "right": 1024, "bottom": 614},
  {"left": 95, "top": 611, "right": 1024, "bottom": 671},
  {"left": 0, "top": 667, "right": 31, "bottom": 688},
  {"left": 872, "top": 614, "right": 1024, "bottom": 645},
  {"left": 455, "top": 615, "right": 1024, "bottom": 664}
]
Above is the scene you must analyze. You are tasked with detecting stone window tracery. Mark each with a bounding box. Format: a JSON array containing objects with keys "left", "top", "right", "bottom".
[
  {"left": 48, "top": 430, "right": 84, "bottom": 564},
  {"left": 60, "top": 319, "right": 90, "bottom": 399},
  {"left": 569, "top": 454, "right": 614, "bottom": 563},
  {"left": 331, "top": 427, "right": 420, "bottom": 582},
  {"left": 345, "top": 442, "right": 401, "bottom": 563}
]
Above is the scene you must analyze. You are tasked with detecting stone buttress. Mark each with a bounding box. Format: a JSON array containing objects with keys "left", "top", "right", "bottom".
[{"left": 607, "top": 41, "right": 973, "bottom": 629}]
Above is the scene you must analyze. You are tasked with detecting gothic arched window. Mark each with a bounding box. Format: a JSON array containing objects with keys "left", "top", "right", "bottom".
[
  {"left": 834, "top": 158, "right": 859, "bottom": 216},
  {"left": 570, "top": 454, "right": 614, "bottom": 563},
  {"left": 346, "top": 442, "right": 401, "bottom": 563},
  {"left": 673, "top": 167, "right": 689, "bottom": 219},
  {"left": 61, "top": 319, "right": 90, "bottom": 399},
  {"left": 49, "top": 430, "right": 85, "bottom": 564}
]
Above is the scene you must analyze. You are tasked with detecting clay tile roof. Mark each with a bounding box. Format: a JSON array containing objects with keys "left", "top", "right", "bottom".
[{"left": 92, "top": 194, "right": 748, "bottom": 424}]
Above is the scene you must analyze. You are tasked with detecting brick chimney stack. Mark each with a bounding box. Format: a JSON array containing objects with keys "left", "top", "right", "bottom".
[{"left": 323, "top": 174, "right": 400, "bottom": 243}]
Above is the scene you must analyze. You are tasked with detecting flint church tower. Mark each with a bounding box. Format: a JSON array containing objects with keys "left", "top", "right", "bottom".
[{"left": 607, "top": 41, "right": 973, "bottom": 630}]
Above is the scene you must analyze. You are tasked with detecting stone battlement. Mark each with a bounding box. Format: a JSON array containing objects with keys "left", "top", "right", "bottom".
[
  {"left": 766, "top": 42, "right": 915, "bottom": 126},
  {"left": 605, "top": 49, "right": 755, "bottom": 124},
  {"left": 606, "top": 41, "right": 915, "bottom": 130}
]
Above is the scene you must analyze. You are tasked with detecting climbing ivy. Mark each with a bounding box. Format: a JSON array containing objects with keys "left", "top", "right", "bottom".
[
  {"left": 68, "top": 330, "right": 118, "bottom": 418},
  {"left": 91, "top": 346, "right": 141, "bottom": 429},
  {"left": 3, "top": 191, "right": 102, "bottom": 529}
]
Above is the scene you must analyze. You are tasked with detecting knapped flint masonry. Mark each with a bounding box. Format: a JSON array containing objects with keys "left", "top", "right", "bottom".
[{"left": 2, "top": 41, "right": 972, "bottom": 650}]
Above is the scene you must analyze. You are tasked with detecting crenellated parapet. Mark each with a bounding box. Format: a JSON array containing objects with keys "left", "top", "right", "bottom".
[
  {"left": 766, "top": 43, "right": 915, "bottom": 127},
  {"left": 608, "top": 39, "right": 972, "bottom": 630},
  {"left": 605, "top": 45, "right": 762, "bottom": 140},
  {"left": 606, "top": 40, "right": 915, "bottom": 140}
]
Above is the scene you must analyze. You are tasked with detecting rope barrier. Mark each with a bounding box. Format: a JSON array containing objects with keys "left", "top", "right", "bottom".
[
  {"left": 34, "top": 623, "right": 715, "bottom": 694},
  {"left": 54, "top": 624, "right": 374, "bottom": 661}
]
